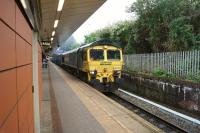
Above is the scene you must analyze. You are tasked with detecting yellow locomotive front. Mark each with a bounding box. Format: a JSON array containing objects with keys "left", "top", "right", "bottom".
[{"left": 82, "top": 45, "right": 123, "bottom": 84}]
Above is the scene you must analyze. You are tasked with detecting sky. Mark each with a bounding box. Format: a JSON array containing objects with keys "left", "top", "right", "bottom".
[
  {"left": 57, "top": 0, "right": 136, "bottom": 52},
  {"left": 72, "top": 0, "right": 136, "bottom": 43}
]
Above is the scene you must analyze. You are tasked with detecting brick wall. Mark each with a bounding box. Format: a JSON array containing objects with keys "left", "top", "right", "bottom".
[{"left": 0, "top": 0, "right": 34, "bottom": 133}]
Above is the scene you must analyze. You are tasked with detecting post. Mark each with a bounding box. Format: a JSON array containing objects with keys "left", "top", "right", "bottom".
[{"left": 32, "top": 32, "right": 41, "bottom": 133}]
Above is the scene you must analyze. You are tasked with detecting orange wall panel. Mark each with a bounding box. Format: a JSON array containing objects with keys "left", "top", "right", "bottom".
[
  {"left": 28, "top": 64, "right": 33, "bottom": 85},
  {"left": 0, "top": 108, "right": 18, "bottom": 133},
  {"left": 0, "top": 21, "right": 16, "bottom": 71},
  {"left": 0, "top": 69, "right": 17, "bottom": 126},
  {"left": 0, "top": 0, "right": 15, "bottom": 29},
  {"left": 18, "top": 89, "right": 30, "bottom": 133},
  {"left": 28, "top": 105, "right": 34, "bottom": 133},
  {"left": 16, "top": 6, "right": 32, "bottom": 44},
  {"left": 16, "top": 35, "right": 26, "bottom": 66},
  {"left": 28, "top": 121, "right": 34, "bottom": 133},
  {"left": 19, "top": 120, "right": 29, "bottom": 133},
  {"left": 0, "top": 1, "right": 35, "bottom": 132},
  {"left": 26, "top": 44, "right": 32, "bottom": 64},
  {"left": 17, "top": 66, "right": 29, "bottom": 99},
  {"left": 27, "top": 65, "right": 32, "bottom": 85}
]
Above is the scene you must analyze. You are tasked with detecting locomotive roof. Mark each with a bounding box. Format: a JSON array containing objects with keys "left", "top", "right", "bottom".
[
  {"left": 62, "top": 39, "right": 120, "bottom": 55},
  {"left": 61, "top": 47, "right": 79, "bottom": 55},
  {"left": 80, "top": 39, "right": 120, "bottom": 49}
]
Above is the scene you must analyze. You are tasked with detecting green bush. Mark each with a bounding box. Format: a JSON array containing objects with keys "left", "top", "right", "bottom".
[
  {"left": 153, "top": 68, "right": 175, "bottom": 78},
  {"left": 84, "top": 0, "right": 200, "bottom": 53},
  {"left": 195, "top": 71, "right": 200, "bottom": 82},
  {"left": 186, "top": 71, "right": 200, "bottom": 82}
]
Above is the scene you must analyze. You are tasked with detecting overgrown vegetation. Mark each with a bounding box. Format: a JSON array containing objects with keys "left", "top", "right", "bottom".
[
  {"left": 191, "top": 71, "right": 200, "bottom": 82},
  {"left": 124, "top": 67, "right": 199, "bottom": 83},
  {"left": 152, "top": 68, "right": 175, "bottom": 78},
  {"left": 152, "top": 68, "right": 200, "bottom": 83},
  {"left": 84, "top": 0, "right": 200, "bottom": 54}
]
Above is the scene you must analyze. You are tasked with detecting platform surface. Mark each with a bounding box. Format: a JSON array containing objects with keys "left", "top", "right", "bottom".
[
  {"left": 46, "top": 62, "right": 164, "bottom": 133},
  {"left": 40, "top": 69, "right": 53, "bottom": 133}
]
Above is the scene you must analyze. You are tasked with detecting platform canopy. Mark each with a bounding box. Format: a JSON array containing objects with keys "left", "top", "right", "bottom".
[{"left": 39, "top": 0, "right": 106, "bottom": 46}]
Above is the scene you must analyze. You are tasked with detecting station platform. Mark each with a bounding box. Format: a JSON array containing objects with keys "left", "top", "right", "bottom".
[{"left": 40, "top": 62, "right": 164, "bottom": 133}]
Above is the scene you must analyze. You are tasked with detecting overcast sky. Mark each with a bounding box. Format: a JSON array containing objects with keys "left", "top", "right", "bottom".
[
  {"left": 56, "top": 0, "right": 136, "bottom": 53},
  {"left": 70, "top": 0, "right": 136, "bottom": 43}
]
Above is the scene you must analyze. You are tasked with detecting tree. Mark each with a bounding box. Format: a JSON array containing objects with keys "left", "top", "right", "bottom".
[{"left": 84, "top": 0, "right": 200, "bottom": 54}]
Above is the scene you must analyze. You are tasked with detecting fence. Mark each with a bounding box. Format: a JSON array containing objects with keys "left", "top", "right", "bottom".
[{"left": 123, "top": 50, "right": 200, "bottom": 79}]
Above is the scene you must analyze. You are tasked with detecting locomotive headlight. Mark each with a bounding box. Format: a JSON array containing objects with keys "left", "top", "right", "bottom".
[
  {"left": 90, "top": 71, "right": 95, "bottom": 74},
  {"left": 90, "top": 70, "right": 97, "bottom": 75}
]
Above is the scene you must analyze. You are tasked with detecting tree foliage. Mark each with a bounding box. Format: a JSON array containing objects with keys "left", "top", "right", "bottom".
[{"left": 84, "top": 0, "right": 200, "bottom": 54}]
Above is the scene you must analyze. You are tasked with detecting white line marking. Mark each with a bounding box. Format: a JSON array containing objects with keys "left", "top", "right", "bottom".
[{"left": 118, "top": 88, "right": 200, "bottom": 125}]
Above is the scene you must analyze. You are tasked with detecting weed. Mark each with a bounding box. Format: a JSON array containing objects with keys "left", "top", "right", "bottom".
[{"left": 152, "top": 68, "right": 175, "bottom": 78}]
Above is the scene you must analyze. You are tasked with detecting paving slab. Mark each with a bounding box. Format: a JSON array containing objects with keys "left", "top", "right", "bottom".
[
  {"left": 49, "top": 64, "right": 106, "bottom": 133},
  {"left": 48, "top": 62, "right": 164, "bottom": 133},
  {"left": 40, "top": 69, "right": 53, "bottom": 133}
]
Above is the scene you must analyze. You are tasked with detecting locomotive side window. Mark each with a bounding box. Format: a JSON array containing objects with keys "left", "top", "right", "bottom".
[
  {"left": 83, "top": 51, "right": 87, "bottom": 61},
  {"left": 90, "top": 49, "right": 104, "bottom": 61},
  {"left": 64, "top": 55, "right": 69, "bottom": 63},
  {"left": 107, "top": 50, "right": 120, "bottom": 60}
]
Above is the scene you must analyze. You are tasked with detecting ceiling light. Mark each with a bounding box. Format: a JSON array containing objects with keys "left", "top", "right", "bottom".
[
  {"left": 51, "top": 38, "right": 54, "bottom": 41},
  {"left": 52, "top": 31, "right": 55, "bottom": 36},
  {"left": 57, "top": 0, "right": 65, "bottom": 11},
  {"left": 54, "top": 20, "right": 59, "bottom": 28},
  {"left": 20, "top": 0, "right": 27, "bottom": 9}
]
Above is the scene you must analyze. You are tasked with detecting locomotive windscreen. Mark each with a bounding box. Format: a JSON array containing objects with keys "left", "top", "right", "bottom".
[
  {"left": 90, "top": 49, "right": 104, "bottom": 61},
  {"left": 107, "top": 50, "right": 120, "bottom": 60}
]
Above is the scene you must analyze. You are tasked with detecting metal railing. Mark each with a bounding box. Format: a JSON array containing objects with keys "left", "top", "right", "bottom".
[{"left": 123, "top": 50, "right": 200, "bottom": 79}]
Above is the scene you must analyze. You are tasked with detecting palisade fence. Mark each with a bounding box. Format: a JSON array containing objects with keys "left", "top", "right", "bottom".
[{"left": 123, "top": 50, "right": 200, "bottom": 79}]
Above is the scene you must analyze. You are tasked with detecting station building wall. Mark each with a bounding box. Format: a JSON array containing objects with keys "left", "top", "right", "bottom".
[{"left": 0, "top": 0, "right": 42, "bottom": 132}]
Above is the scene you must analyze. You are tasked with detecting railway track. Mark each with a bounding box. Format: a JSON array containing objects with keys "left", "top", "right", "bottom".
[
  {"left": 102, "top": 91, "right": 185, "bottom": 133},
  {"left": 61, "top": 66, "right": 199, "bottom": 132}
]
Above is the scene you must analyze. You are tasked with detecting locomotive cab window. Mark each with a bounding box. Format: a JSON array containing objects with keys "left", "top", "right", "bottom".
[
  {"left": 90, "top": 49, "right": 104, "bottom": 61},
  {"left": 107, "top": 50, "right": 121, "bottom": 60},
  {"left": 83, "top": 51, "right": 87, "bottom": 61}
]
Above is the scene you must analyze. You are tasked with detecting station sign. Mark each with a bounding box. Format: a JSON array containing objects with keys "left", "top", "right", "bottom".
[{"left": 41, "top": 41, "right": 51, "bottom": 46}]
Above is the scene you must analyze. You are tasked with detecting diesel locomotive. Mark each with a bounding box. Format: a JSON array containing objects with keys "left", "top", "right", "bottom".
[{"left": 53, "top": 39, "right": 123, "bottom": 88}]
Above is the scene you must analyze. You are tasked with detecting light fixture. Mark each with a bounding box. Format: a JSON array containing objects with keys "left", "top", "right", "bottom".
[
  {"left": 20, "top": 0, "right": 27, "bottom": 9},
  {"left": 54, "top": 20, "right": 59, "bottom": 28},
  {"left": 51, "top": 37, "right": 54, "bottom": 41},
  {"left": 52, "top": 31, "right": 55, "bottom": 36},
  {"left": 57, "top": 0, "right": 65, "bottom": 11}
]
